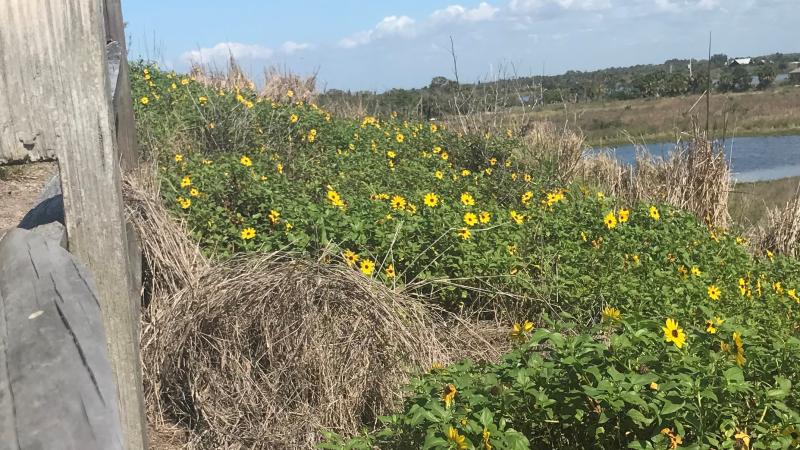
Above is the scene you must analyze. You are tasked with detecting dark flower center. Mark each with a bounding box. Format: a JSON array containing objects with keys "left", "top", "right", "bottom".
[{"left": 672, "top": 329, "right": 679, "bottom": 338}]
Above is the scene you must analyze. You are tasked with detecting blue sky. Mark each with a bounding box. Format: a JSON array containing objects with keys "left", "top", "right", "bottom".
[{"left": 123, "top": 0, "right": 800, "bottom": 91}]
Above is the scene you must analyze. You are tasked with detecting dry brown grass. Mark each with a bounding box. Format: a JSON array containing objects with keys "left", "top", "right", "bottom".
[
  {"left": 517, "top": 122, "right": 585, "bottom": 184},
  {"left": 578, "top": 126, "right": 731, "bottom": 228},
  {"left": 262, "top": 67, "right": 318, "bottom": 103},
  {"left": 124, "top": 169, "right": 508, "bottom": 450},
  {"left": 190, "top": 58, "right": 255, "bottom": 92},
  {"left": 748, "top": 183, "right": 800, "bottom": 256},
  {"left": 189, "top": 57, "right": 318, "bottom": 103}
]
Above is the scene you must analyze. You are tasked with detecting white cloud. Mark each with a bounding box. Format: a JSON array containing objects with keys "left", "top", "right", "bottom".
[
  {"left": 374, "top": 15, "right": 416, "bottom": 35},
  {"left": 630, "top": 0, "right": 724, "bottom": 15},
  {"left": 280, "top": 41, "right": 311, "bottom": 54},
  {"left": 697, "top": 0, "right": 720, "bottom": 9},
  {"left": 509, "top": 0, "right": 611, "bottom": 13},
  {"left": 338, "top": 15, "right": 416, "bottom": 48},
  {"left": 181, "top": 42, "right": 273, "bottom": 63},
  {"left": 653, "top": 0, "right": 679, "bottom": 11},
  {"left": 430, "top": 2, "right": 499, "bottom": 23}
]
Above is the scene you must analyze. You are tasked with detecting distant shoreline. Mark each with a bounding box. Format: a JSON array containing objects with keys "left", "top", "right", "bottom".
[
  {"left": 587, "top": 127, "right": 800, "bottom": 149},
  {"left": 518, "top": 87, "right": 800, "bottom": 148}
]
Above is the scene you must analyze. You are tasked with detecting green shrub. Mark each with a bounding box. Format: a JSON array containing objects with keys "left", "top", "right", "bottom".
[{"left": 130, "top": 63, "right": 800, "bottom": 449}]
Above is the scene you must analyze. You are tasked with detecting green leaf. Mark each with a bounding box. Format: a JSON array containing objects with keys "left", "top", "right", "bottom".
[
  {"left": 626, "top": 408, "right": 653, "bottom": 426},
  {"left": 766, "top": 377, "right": 791, "bottom": 400},
  {"left": 661, "top": 400, "right": 684, "bottom": 416},
  {"left": 620, "top": 391, "right": 648, "bottom": 408},
  {"left": 724, "top": 366, "right": 744, "bottom": 384},
  {"left": 421, "top": 435, "right": 448, "bottom": 449}
]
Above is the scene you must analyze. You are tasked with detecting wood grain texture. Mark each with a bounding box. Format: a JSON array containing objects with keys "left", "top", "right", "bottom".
[
  {"left": 104, "top": 0, "right": 139, "bottom": 172},
  {"left": 0, "top": 2, "right": 147, "bottom": 448},
  {"left": 0, "top": 228, "right": 124, "bottom": 450}
]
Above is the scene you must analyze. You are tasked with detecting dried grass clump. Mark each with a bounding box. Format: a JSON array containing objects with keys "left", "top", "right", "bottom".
[
  {"left": 750, "top": 184, "right": 800, "bottom": 256},
  {"left": 189, "top": 56, "right": 318, "bottom": 103},
  {"left": 124, "top": 170, "right": 505, "bottom": 449},
  {"left": 262, "top": 67, "right": 317, "bottom": 103},
  {"left": 578, "top": 126, "right": 731, "bottom": 228},
  {"left": 124, "top": 170, "right": 208, "bottom": 296},
  {"left": 517, "top": 122, "right": 585, "bottom": 184},
  {"left": 190, "top": 57, "right": 256, "bottom": 92},
  {"left": 145, "top": 254, "right": 450, "bottom": 449}
]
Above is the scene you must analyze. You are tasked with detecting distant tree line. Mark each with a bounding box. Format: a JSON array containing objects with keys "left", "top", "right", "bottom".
[{"left": 317, "top": 52, "right": 799, "bottom": 119}]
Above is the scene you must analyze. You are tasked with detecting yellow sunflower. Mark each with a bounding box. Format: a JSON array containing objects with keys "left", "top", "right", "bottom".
[
  {"left": 385, "top": 264, "right": 396, "bottom": 279},
  {"left": 707, "top": 285, "right": 721, "bottom": 301},
  {"left": 240, "top": 227, "right": 256, "bottom": 240},
  {"left": 180, "top": 176, "right": 192, "bottom": 187},
  {"left": 663, "top": 318, "right": 686, "bottom": 348},
  {"left": 460, "top": 192, "right": 476, "bottom": 206},
  {"left": 327, "top": 189, "right": 345, "bottom": 208},
  {"left": 343, "top": 250, "right": 359, "bottom": 267},
  {"left": 735, "top": 430, "right": 750, "bottom": 449},
  {"left": 390, "top": 195, "right": 407, "bottom": 210},
  {"left": 442, "top": 384, "right": 457, "bottom": 408},
  {"left": 240, "top": 155, "right": 253, "bottom": 167},
  {"left": 602, "top": 306, "right": 621, "bottom": 322},
  {"left": 423, "top": 193, "right": 439, "bottom": 207},
  {"left": 447, "top": 427, "right": 467, "bottom": 450},
  {"left": 521, "top": 191, "right": 534, "bottom": 205},
  {"left": 618, "top": 208, "right": 630, "bottom": 223},
  {"left": 268, "top": 209, "right": 280, "bottom": 224},
  {"left": 360, "top": 259, "right": 375, "bottom": 276},
  {"left": 649, "top": 205, "right": 660, "bottom": 221},
  {"left": 457, "top": 228, "right": 471, "bottom": 240},
  {"left": 434, "top": 170, "right": 444, "bottom": 180},
  {"left": 510, "top": 320, "right": 534, "bottom": 336},
  {"left": 510, "top": 210, "right": 525, "bottom": 224},
  {"left": 604, "top": 211, "right": 617, "bottom": 229},
  {"left": 479, "top": 211, "right": 491, "bottom": 224},
  {"left": 464, "top": 212, "right": 478, "bottom": 227}
]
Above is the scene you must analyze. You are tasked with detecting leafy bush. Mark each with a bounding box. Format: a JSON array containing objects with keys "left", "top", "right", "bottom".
[{"left": 130, "top": 63, "right": 800, "bottom": 449}]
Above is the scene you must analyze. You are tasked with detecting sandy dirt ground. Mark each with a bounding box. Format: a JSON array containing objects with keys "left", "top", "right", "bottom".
[{"left": 0, "top": 162, "right": 57, "bottom": 239}]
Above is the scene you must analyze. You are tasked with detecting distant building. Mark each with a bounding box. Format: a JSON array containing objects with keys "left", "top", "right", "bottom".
[
  {"left": 790, "top": 68, "right": 800, "bottom": 83},
  {"left": 729, "top": 57, "right": 752, "bottom": 66}
]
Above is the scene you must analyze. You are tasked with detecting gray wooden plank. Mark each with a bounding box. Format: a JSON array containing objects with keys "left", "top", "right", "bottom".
[
  {"left": 17, "top": 195, "right": 64, "bottom": 230},
  {"left": 104, "top": 0, "right": 139, "bottom": 172},
  {"left": 0, "top": 282, "right": 20, "bottom": 449},
  {"left": 0, "top": 228, "right": 123, "bottom": 450},
  {"left": 0, "top": 2, "right": 146, "bottom": 447}
]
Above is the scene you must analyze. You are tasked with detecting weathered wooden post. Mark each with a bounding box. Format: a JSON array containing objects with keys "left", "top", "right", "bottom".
[
  {"left": 0, "top": 1, "right": 147, "bottom": 449},
  {"left": 105, "top": 0, "right": 139, "bottom": 172}
]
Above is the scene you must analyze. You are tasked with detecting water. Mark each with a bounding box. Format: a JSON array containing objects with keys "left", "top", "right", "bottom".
[{"left": 590, "top": 135, "right": 800, "bottom": 182}]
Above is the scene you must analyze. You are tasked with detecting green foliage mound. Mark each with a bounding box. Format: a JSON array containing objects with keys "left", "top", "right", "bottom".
[{"left": 130, "top": 63, "right": 800, "bottom": 449}]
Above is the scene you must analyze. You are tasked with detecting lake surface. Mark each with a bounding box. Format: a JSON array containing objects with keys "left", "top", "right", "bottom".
[{"left": 590, "top": 134, "right": 800, "bottom": 182}]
